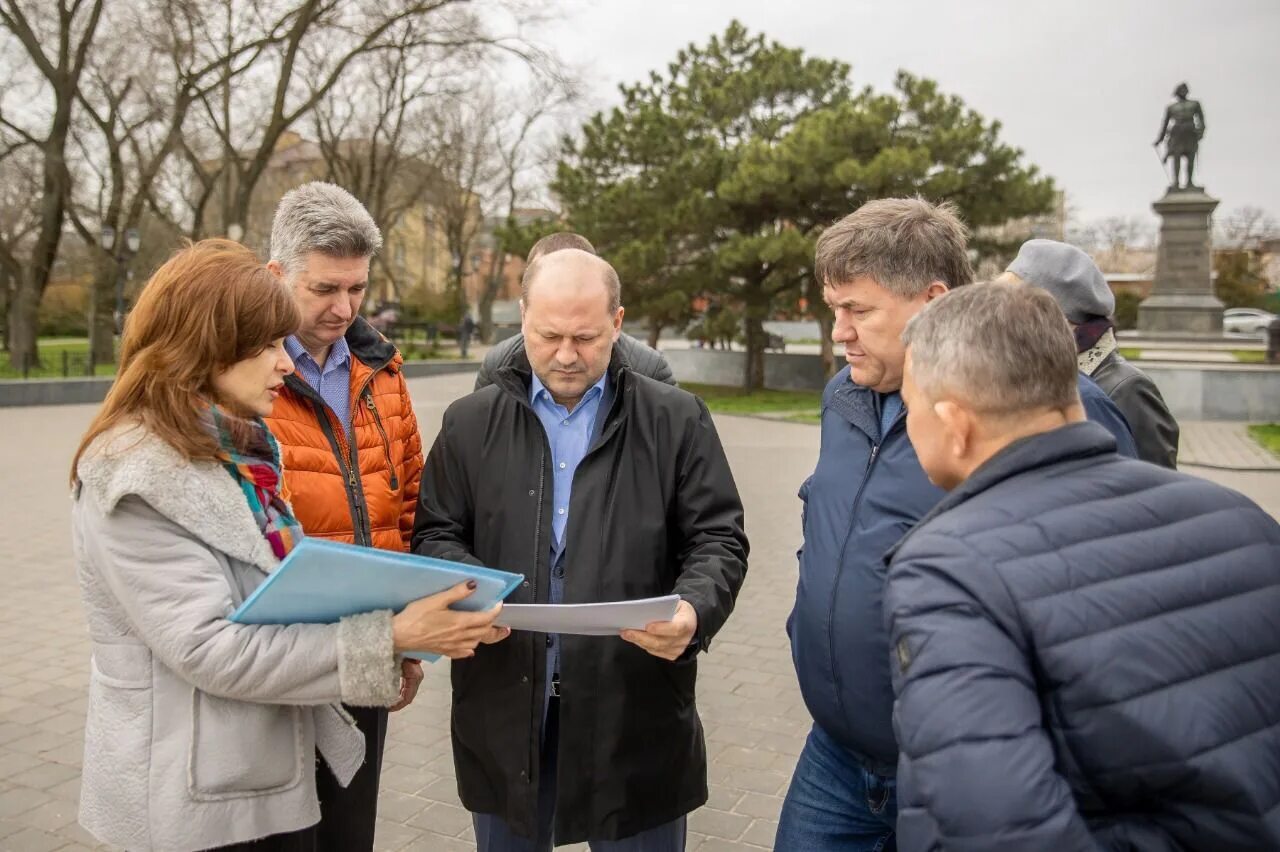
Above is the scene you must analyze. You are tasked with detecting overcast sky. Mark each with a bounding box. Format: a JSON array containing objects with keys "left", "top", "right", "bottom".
[{"left": 538, "top": 0, "right": 1279, "bottom": 229}]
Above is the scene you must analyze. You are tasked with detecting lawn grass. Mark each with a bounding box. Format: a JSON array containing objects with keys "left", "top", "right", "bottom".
[
  {"left": 682, "top": 382, "right": 822, "bottom": 418},
  {"left": 1248, "top": 424, "right": 1280, "bottom": 458},
  {"left": 1232, "top": 350, "right": 1266, "bottom": 364},
  {"left": 0, "top": 338, "right": 117, "bottom": 379},
  {"left": 1118, "top": 347, "right": 1143, "bottom": 360}
]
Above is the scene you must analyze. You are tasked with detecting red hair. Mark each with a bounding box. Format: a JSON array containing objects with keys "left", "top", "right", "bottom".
[{"left": 71, "top": 239, "right": 299, "bottom": 481}]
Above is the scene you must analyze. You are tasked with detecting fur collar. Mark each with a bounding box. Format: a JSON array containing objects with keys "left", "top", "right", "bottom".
[{"left": 75, "top": 425, "right": 280, "bottom": 575}]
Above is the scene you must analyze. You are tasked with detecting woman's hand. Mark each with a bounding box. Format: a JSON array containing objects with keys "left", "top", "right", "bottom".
[{"left": 391, "top": 581, "right": 510, "bottom": 659}]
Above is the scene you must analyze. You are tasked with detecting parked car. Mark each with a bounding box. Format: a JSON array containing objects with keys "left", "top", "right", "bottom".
[{"left": 1223, "top": 307, "right": 1277, "bottom": 335}]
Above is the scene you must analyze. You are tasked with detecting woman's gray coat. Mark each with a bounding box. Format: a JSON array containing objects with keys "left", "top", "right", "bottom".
[{"left": 72, "top": 427, "right": 402, "bottom": 851}]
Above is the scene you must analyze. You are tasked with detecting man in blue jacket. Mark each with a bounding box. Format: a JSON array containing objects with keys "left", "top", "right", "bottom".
[
  {"left": 885, "top": 282, "right": 1280, "bottom": 851},
  {"left": 776, "top": 198, "right": 1136, "bottom": 851}
]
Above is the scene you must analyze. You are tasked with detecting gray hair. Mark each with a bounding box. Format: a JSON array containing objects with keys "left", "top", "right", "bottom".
[
  {"left": 521, "top": 249, "right": 621, "bottom": 314},
  {"left": 902, "top": 282, "right": 1079, "bottom": 415},
  {"left": 815, "top": 197, "right": 974, "bottom": 298},
  {"left": 269, "top": 182, "right": 382, "bottom": 277}
]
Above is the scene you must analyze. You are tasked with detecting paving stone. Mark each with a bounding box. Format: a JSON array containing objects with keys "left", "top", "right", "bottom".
[
  {"left": 408, "top": 801, "right": 472, "bottom": 837},
  {"left": 0, "top": 826, "right": 66, "bottom": 852},
  {"left": 688, "top": 807, "right": 751, "bottom": 841},
  {"left": 372, "top": 818, "right": 424, "bottom": 852},
  {"left": 0, "top": 786, "right": 52, "bottom": 819},
  {"left": 741, "top": 818, "right": 779, "bottom": 847},
  {"left": 12, "top": 797, "right": 77, "bottom": 832},
  {"left": 6, "top": 763, "right": 79, "bottom": 792},
  {"left": 732, "top": 792, "right": 783, "bottom": 821},
  {"left": 374, "top": 789, "right": 428, "bottom": 825}
]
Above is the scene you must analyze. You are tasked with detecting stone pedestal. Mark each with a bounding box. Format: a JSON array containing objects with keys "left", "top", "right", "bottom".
[{"left": 1138, "top": 189, "right": 1223, "bottom": 334}]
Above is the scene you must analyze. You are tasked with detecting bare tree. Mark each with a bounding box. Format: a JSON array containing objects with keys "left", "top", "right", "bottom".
[
  {"left": 1218, "top": 205, "right": 1277, "bottom": 250},
  {"left": 418, "top": 90, "right": 504, "bottom": 320},
  {"left": 0, "top": 0, "right": 106, "bottom": 369},
  {"left": 476, "top": 75, "right": 577, "bottom": 340},
  {"left": 310, "top": 19, "right": 467, "bottom": 303},
  {"left": 179, "top": 0, "right": 540, "bottom": 243},
  {"left": 0, "top": 146, "right": 42, "bottom": 351},
  {"left": 64, "top": 1, "right": 287, "bottom": 362}
]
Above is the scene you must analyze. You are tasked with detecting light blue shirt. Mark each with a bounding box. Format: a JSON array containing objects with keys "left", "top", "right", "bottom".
[
  {"left": 879, "top": 391, "right": 903, "bottom": 440},
  {"left": 285, "top": 335, "right": 352, "bottom": 437},
  {"left": 529, "top": 370, "right": 609, "bottom": 702},
  {"left": 529, "top": 372, "right": 609, "bottom": 563}
]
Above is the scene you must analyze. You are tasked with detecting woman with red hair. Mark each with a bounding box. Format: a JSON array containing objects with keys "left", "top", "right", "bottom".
[{"left": 69, "top": 239, "right": 504, "bottom": 851}]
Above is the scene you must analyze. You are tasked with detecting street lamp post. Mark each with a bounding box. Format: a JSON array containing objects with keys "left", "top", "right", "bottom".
[
  {"left": 118, "top": 228, "right": 141, "bottom": 331},
  {"left": 101, "top": 226, "right": 141, "bottom": 335}
]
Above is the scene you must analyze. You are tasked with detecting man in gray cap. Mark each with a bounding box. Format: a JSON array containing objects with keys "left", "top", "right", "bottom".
[{"left": 1000, "top": 239, "right": 1179, "bottom": 467}]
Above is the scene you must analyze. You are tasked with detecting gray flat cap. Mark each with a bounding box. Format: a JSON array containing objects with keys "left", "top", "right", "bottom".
[{"left": 1006, "top": 239, "right": 1114, "bottom": 323}]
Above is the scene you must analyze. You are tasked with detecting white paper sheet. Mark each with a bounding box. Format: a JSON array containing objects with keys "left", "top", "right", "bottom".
[{"left": 495, "top": 595, "right": 680, "bottom": 636}]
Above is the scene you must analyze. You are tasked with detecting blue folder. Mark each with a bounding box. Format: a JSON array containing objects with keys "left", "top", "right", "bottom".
[{"left": 229, "top": 538, "right": 524, "bottom": 662}]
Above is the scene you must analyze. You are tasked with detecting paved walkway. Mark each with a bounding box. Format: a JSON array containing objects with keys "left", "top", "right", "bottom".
[
  {"left": 1179, "top": 421, "right": 1280, "bottom": 471},
  {"left": 0, "top": 372, "right": 1277, "bottom": 851}
]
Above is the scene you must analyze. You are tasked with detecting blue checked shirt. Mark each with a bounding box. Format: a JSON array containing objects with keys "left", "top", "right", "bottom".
[
  {"left": 529, "top": 370, "right": 610, "bottom": 706},
  {"left": 285, "top": 335, "right": 352, "bottom": 437}
]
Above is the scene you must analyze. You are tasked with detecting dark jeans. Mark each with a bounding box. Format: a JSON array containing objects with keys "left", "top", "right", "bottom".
[
  {"left": 473, "top": 698, "right": 686, "bottom": 852},
  {"left": 212, "top": 705, "right": 388, "bottom": 852},
  {"left": 775, "top": 724, "right": 897, "bottom": 852}
]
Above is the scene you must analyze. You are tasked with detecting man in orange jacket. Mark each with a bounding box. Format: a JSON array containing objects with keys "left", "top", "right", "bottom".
[{"left": 264, "top": 181, "right": 426, "bottom": 850}]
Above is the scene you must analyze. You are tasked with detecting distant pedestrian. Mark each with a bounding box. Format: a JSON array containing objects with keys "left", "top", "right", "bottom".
[{"left": 459, "top": 313, "right": 476, "bottom": 358}]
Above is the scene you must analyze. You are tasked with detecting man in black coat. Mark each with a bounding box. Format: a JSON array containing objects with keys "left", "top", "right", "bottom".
[
  {"left": 884, "top": 282, "right": 1280, "bottom": 851},
  {"left": 1001, "top": 239, "right": 1180, "bottom": 468},
  {"left": 413, "top": 247, "right": 748, "bottom": 850},
  {"left": 474, "top": 232, "right": 675, "bottom": 391}
]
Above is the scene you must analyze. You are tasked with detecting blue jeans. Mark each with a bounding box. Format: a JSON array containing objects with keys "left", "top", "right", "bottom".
[
  {"left": 473, "top": 698, "right": 686, "bottom": 852},
  {"left": 775, "top": 725, "right": 897, "bottom": 852}
]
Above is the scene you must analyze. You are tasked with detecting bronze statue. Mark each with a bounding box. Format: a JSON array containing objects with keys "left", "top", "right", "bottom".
[{"left": 1154, "top": 83, "right": 1206, "bottom": 191}]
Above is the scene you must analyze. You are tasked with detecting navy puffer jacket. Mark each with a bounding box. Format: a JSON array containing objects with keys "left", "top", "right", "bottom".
[{"left": 885, "top": 421, "right": 1280, "bottom": 851}]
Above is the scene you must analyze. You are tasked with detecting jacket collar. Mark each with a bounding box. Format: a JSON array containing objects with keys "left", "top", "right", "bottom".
[
  {"left": 827, "top": 366, "right": 900, "bottom": 444},
  {"left": 282, "top": 316, "right": 401, "bottom": 404},
  {"left": 886, "top": 420, "right": 1118, "bottom": 562},
  {"left": 76, "top": 426, "right": 280, "bottom": 575},
  {"left": 344, "top": 316, "right": 400, "bottom": 371}
]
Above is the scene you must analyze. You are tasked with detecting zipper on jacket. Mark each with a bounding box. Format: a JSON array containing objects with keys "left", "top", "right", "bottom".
[
  {"left": 340, "top": 356, "right": 395, "bottom": 545},
  {"left": 825, "top": 435, "right": 884, "bottom": 722},
  {"left": 288, "top": 377, "right": 370, "bottom": 546},
  {"left": 363, "top": 389, "right": 399, "bottom": 491},
  {"left": 527, "top": 440, "right": 547, "bottom": 787}
]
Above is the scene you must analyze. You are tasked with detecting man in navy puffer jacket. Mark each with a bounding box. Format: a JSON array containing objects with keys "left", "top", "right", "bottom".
[
  {"left": 886, "top": 282, "right": 1280, "bottom": 851},
  {"left": 777, "top": 199, "right": 1137, "bottom": 851}
]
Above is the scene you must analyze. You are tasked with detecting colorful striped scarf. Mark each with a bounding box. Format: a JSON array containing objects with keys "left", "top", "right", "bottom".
[{"left": 201, "top": 403, "right": 304, "bottom": 560}]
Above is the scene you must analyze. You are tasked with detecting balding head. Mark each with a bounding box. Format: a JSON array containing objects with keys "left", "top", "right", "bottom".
[
  {"left": 520, "top": 249, "right": 625, "bottom": 410},
  {"left": 521, "top": 248, "right": 621, "bottom": 314}
]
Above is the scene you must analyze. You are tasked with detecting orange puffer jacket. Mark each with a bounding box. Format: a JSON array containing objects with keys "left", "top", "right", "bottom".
[{"left": 266, "top": 318, "right": 423, "bottom": 552}]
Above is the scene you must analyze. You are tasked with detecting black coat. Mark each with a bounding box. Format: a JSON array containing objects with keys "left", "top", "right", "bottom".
[
  {"left": 1090, "top": 351, "right": 1180, "bottom": 469},
  {"left": 412, "top": 350, "right": 748, "bottom": 843},
  {"left": 885, "top": 422, "right": 1280, "bottom": 851}
]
